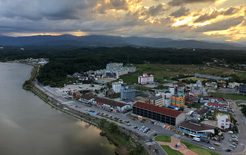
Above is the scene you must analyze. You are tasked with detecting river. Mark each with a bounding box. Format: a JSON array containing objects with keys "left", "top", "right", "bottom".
[{"left": 0, "top": 63, "right": 115, "bottom": 155}]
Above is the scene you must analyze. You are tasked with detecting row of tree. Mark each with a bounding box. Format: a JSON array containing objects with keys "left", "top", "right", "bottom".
[{"left": 1, "top": 46, "right": 246, "bottom": 86}]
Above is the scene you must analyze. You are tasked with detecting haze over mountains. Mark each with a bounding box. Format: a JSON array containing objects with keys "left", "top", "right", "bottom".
[{"left": 0, "top": 35, "right": 245, "bottom": 50}]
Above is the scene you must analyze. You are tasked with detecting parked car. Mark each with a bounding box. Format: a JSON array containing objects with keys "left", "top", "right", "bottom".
[
  {"left": 201, "top": 137, "right": 210, "bottom": 143},
  {"left": 214, "top": 142, "right": 220, "bottom": 146},
  {"left": 228, "top": 131, "right": 234, "bottom": 134},
  {"left": 232, "top": 135, "right": 238, "bottom": 138},
  {"left": 226, "top": 149, "right": 232, "bottom": 152},
  {"left": 232, "top": 142, "right": 238, "bottom": 146},
  {"left": 230, "top": 144, "right": 236, "bottom": 149},
  {"left": 212, "top": 137, "right": 218, "bottom": 141},
  {"left": 193, "top": 137, "right": 200, "bottom": 142},
  {"left": 209, "top": 147, "right": 215, "bottom": 150}
]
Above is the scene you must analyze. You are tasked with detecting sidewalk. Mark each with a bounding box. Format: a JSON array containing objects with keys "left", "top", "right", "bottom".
[{"left": 157, "top": 137, "right": 197, "bottom": 155}]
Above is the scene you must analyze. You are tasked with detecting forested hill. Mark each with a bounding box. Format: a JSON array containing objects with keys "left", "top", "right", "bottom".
[
  {"left": 0, "top": 46, "right": 245, "bottom": 86},
  {"left": 0, "top": 35, "right": 245, "bottom": 50}
]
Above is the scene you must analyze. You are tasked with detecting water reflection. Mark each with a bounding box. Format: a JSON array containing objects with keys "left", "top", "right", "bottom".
[{"left": 0, "top": 63, "right": 115, "bottom": 155}]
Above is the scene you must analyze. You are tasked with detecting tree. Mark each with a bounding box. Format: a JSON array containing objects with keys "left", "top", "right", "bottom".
[
  {"left": 214, "top": 128, "right": 219, "bottom": 135},
  {"left": 242, "top": 106, "right": 246, "bottom": 117},
  {"left": 108, "top": 122, "right": 119, "bottom": 133},
  {"left": 99, "top": 119, "right": 107, "bottom": 129},
  {"left": 129, "top": 144, "right": 144, "bottom": 155}
]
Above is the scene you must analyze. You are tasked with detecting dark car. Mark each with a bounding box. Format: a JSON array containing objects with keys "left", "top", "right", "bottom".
[{"left": 226, "top": 149, "right": 232, "bottom": 152}]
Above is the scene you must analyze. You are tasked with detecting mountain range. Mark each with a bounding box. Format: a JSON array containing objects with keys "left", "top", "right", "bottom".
[{"left": 0, "top": 34, "right": 245, "bottom": 50}]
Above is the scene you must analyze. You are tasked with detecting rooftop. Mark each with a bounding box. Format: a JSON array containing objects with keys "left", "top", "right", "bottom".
[
  {"left": 194, "top": 107, "right": 209, "bottom": 116},
  {"left": 179, "top": 120, "right": 215, "bottom": 131},
  {"left": 82, "top": 94, "right": 127, "bottom": 108},
  {"left": 133, "top": 102, "right": 183, "bottom": 118},
  {"left": 207, "top": 102, "right": 228, "bottom": 107}
]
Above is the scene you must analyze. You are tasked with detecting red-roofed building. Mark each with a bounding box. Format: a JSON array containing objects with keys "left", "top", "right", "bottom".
[
  {"left": 138, "top": 73, "right": 154, "bottom": 85},
  {"left": 133, "top": 102, "right": 185, "bottom": 126},
  {"left": 206, "top": 102, "right": 229, "bottom": 110}
]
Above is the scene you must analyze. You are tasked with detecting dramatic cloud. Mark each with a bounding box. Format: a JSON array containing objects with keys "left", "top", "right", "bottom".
[
  {"left": 170, "top": 6, "right": 190, "bottom": 17},
  {"left": 0, "top": 0, "right": 245, "bottom": 42},
  {"left": 168, "top": 0, "right": 216, "bottom": 6},
  {"left": 147, "top": 4, "right": 166, "bottom": 16},
  {"left": 195, "top": 16, "right": 244, "bottom": 32},
  {"left": 194, "top": 6, "right": 242, "bottom": 23}
]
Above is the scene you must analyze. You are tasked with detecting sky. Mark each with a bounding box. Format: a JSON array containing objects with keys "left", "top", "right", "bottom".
[{"left": 0, "top": 0, "right": 245, "bottom": 43}]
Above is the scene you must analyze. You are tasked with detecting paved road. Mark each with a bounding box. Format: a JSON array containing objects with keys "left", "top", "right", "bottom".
[{"left": 230, "top": 102, "right": 246, "bottom": 155}]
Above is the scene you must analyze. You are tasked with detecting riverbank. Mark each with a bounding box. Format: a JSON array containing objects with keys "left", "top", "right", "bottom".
[{"left": 23, "top": 64, "right": 149, "bottom": 155}]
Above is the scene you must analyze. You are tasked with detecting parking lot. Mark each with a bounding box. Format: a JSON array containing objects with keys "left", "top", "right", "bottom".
[{"left": 37, "top": 83, "right": 246, "bottom": 155}]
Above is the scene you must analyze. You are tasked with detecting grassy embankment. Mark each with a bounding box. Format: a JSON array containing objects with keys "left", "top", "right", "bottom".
[
  {"left": 118, "top": 64, "right": 246, "bottom": 84},
  {"left": 22, "top": 65, "right": 38, "bottom": 90},
  {"left": 99, "top": 119, "right": 148, "bottom": 155},
  {"left": 181, "top": 141, "right": 220, "bottom": 155}
]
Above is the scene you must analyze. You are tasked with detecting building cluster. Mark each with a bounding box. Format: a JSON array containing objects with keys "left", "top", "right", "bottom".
[
  {"left": 95, "top": 63, "right": 136, "bottom": 79},
  {"left": 195, "top": 73, "right": 230, "bottom": 81},
  {"left": 68, "top": 63, "right": 136, "bottom": 82},
  {"left": 25, "top": 58, "right": 49, "bottom": 65}
]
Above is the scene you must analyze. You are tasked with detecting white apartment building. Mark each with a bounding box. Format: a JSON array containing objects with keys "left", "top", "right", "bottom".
[{"left": 112, "top": 82, "right": 122, "bottom": 93}]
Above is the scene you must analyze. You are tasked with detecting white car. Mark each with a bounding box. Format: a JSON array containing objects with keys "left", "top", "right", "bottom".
[
  {"left": 193, "top": 137, "right": 200, "bottom": 142},
  {"left": 228, "top": 131, "right": 234, "bottom": 134},
  {"left": 209, "top": 146, "right": 215, "bottom": 150}
]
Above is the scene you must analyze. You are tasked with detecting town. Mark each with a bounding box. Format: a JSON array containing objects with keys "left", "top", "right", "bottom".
[{"left": 33, "top": 62, "right": 246, "bottom": 155}]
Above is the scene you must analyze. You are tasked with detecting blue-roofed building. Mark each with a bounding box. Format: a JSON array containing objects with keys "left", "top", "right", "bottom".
[{"left": 178, "top": 120, "right": 215, "bottom": 137}]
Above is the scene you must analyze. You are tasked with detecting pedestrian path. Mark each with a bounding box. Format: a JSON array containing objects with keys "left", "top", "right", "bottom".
[{"left": 156, "top": 137, "right": 197, "bottom": 155}]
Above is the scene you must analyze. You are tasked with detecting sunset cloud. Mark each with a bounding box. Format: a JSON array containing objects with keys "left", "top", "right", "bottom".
[{"left": 0, "top": 0, "right": 245, "bottom": 42}]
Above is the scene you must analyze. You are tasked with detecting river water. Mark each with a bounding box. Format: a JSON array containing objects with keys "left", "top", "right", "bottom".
[{"left": 0, "top": 63, "right": 115, "bottom": 155}]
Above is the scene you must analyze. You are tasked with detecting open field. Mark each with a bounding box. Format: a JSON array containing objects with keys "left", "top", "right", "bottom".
[
  {"left": 211, "top": 92, "right": 246, "bottom": 100},
  {"left": 118, "top": 64, "right": 246, "bottom": 84},
  {"left": 181, "top": 141, "right": 220, "bottom": 155},
  {"left": 154, "top": 135, "right": 171, "bottom": 142},
  {"left": 161, "top": 145, "right": 183, "bottom": 155}
]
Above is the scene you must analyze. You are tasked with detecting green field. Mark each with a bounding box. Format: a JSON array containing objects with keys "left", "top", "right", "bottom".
[
  {"left": 154, "top": 135, "right": 171, "bottom": 142},
  {"left": 161, "top": 145, "right": 183, "bottom": 155},
  {"left": 181, "top": 141, "right": 220, "bottom": 155},
  {"left": 118, "top": 64, "right": 246, "bottom": 84},
  {"left": 211, "top": 93, "right": 246, "bottom": 100}
]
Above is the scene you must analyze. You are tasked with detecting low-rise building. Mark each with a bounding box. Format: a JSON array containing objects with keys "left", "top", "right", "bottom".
[
  {"left": 190, "top": 80, "right": 203, "bottom": 96},
  {"left": 192, "top": 107, "right": 209, "bottom": 120},
  {"left": 195, "top": 73, "right": 230, "bottom": 81},
  {"left": 121, "top": 86, "right": 136, "bottom": 101},
  {"left": 112, "top": 82, "right": 122, "bottom": 93},
  {"left": 147, "top": 94, "right": 163, "bottom": 107},
  {"left": 133, "top": 102, "right": 185, "bottom": 126},
  {"left": 239, "top": 85, "right": 246, "bottom": 93},
  {"left": 138, "top": 73, "right": 154, "bottom": 85},
  {"left": 178, "top": 120, "right": 215, "bottom": 137},
  {"left": 228, "top": 82, "right": 241, "bottom": 89},
  {"left": 162, "top": 91, "right": 172, "bottom": 107},
  {"left": 81, "top": 94, "right": 131, "bottom": 112},
  {"left": 217, "top": 80, "right": 227, "bottom": 88},
  {"left": 217, "top": 113, "right": 231, "bottom": 130},
  {"left": 205, "top": 82, "right": 217, "bottom": 89},
  {"left": 171, "top": 92, "right": 185, "bottom": 108}
]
